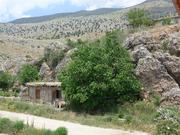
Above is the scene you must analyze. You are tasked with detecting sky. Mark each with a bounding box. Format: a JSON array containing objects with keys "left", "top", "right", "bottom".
[{"left": 0, "top": 0, "right": 146, "bottom": 22}]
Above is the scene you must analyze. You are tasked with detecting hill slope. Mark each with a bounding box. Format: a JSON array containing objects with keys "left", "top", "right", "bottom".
[
  {"left": 0, "top": 0, "right": 175, "bottom": 40},
  {"left": 10, "top": 8, "right": 122, "bottom": 24},
  {"left": 0, "top": 0, "right": 175, "bottom": 73}
]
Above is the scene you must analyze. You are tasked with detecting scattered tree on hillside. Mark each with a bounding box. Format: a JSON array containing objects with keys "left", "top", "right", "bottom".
[{"left": 127, "top": 8, "right": 154, "bottom": 27}]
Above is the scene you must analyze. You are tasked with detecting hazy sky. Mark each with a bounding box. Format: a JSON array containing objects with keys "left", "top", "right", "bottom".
[{"left": 0, "top": 0, "right": 146, "bottom": 22}]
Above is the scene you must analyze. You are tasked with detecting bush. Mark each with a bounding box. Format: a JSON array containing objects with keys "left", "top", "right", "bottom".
[
  {"left": 66, "top": 39, "right": 87, "bottom": 49},
  {"left": 162, "top": 18, "right": 171, "bottom": 25},
  {"left": 155, "top": 120, "right": 179, "bottom": 135},
  {"left": 13, "top": 121, "right": 25, "bottom": 132},
  {"left": 155, "top": 107, "right": 180, "bottom": 135},
  {"left": 18, "top": 64, "right": 39, "bottom": 84},
  {"left": 162, "top": 40, "right": 170, "bottom": 52},
  {"left": 59, "top": 31, "right": 141, "bottom": 112},
  {"left": 0, "top": 118, "right": 12, "bottom": 133},
  {"left": 0, "top": 72, "right": 14, "bottom": 91},
  {"left": 54, "top": 127, "right": 68, "bottom": 135},
  {"left": 127, "top": 8, "right": 154, "bottom": 27},
  {"left": 156, "top": 107, "right": 180, "bottom": 124}
]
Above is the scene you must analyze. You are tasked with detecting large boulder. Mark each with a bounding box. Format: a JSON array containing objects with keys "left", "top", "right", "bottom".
[
  {"left": 55, "top": 48, "right": 78, "bottom": 73},
  {"left": 39, "top": 62, "right": 53, "bottom": 81},
  {"left": 155, "top": 53, "right": 180, "bottom": 86},
  {"left": 135, "top": 56, "right": 179, "bottom": 93},
  {"left": 124, "top": 27, "right": 180, "bottom": 105},
  {"left": 131, "top": 46, "right": 152, "bottom": 62},
  {"left": 163, "top": 88, "right": 180, "bottom": 106}
]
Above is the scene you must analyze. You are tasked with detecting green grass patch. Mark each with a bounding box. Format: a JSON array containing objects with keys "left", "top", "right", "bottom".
[
  {"left": 0, "top": 98, "right": 172, "bottom": 133},
  {"left": 0, "top": 117, "right": 67, "bottom": 135},
  {"left": 0, "top": 90, "right": 19, "bottom": 97}
]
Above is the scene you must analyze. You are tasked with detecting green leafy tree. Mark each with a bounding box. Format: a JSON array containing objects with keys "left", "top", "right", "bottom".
[
  {"left": 18, "top": 65, "right": 39, "bottom": 84},
  {"left": 0, "top": 72, "right": 14, "bottom": 91},
  {"left": 59, "top": 31, "right": 141, "bottom": 112},
  {"left": 127, "top": 8, "right": 154, "bottom": 27}
]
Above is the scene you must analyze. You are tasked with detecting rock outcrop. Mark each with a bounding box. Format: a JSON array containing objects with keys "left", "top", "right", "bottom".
[
  {"left": 124, "top": 25, "right": 180, "bottom": 105},
  {"left": 39, "top": 62, "right": 53, "bottom": 81},
  {"left": 55, "top": 48, "right": 78, "bottom": 74}
]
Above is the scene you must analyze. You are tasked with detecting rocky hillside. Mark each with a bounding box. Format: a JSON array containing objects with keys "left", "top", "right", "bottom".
[
  {"left": 124, "top": 24, "right": 180, "bottom": 105},
  {"left": 0, "top": 34, "right": 66, "bottom": 75},
  {"left": 27, "top": 24, "right": 180, "bottom": 106},
  {"left": 0, "top": 0, "right": 179, "bottom": 105},
  {"left": 0, "top": 0, "right": 174, "bottom": 40}
]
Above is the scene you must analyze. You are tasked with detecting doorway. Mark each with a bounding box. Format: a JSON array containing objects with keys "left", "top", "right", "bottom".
[
  {"left": 56, "top": 90, "right": 60, "bottom": 99},
  {"left": 35, "top": 89, "right": 40, "bottom": 99}
]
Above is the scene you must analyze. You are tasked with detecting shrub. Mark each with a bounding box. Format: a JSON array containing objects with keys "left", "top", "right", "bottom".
[
  {"left": 127, "top": 8, "right": 154, "bottom": 27},
  {"left": 155, "top": 107, "right": 180, "bottom": 124},
  {"left": 162, "top": 18, "right": 171, "bottom": 25},
  {"left": 155, "top": 120, "right": 179, "bottom": 135},
  {"left": 66, "top": 38, "right": 87, "bottom": 49},
  {"left": 155, "top": 107, "right": 180, "bottom": 135},
  {"left": 0, "top": 118, "right": 12, "bottom": 133},
  {"left": 162, "top": 39, "right": 169, "bottom": 52},
  {"left": 125, "top": 115, "right": 133, "bottom": 124},
  {"left": 0, "top": 72, "right": 14, "bottom": 91},
  {"left": 44, "top": 49, "right": 65, "bottom": 69},
  {"left": 18, "top": 64, "right": 39, "bottom": 84},
  {"left": 13, "top": 121, "right": 25, "bottom": 132},
  {"left": 54, "top": 127, "right": 68, "bottom": 135},
  {"left": 59, "top": 31, "right": 141, "bottom": 112}
]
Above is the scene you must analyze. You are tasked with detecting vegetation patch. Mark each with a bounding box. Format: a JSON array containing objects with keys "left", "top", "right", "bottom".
[
  {"left": 1, "top": 98, "right": 177, "bottom": 133},
  {"left": 59, "top": 31, "right": 141, "bottom": 113},
  {"left": 127, "top": 9, "right": 154, "bottom": 28},
  {"left": 0, "top": 72, "right": 14, "bottom": 91},
  {"left": 18, "top": 64, "right": 39, "bottom": 85},
  {"left": 0, "top": 117, "right": 68, "bottom": 135}
]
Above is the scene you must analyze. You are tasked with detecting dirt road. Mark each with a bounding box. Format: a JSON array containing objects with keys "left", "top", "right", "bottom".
[{"left": 0, "top": 110, "right": 148, "bottom": 135}]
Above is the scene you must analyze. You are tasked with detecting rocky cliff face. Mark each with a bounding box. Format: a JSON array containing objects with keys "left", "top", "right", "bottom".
[{"left": 124, "top": 25, "right": 180, "bottom": 105}]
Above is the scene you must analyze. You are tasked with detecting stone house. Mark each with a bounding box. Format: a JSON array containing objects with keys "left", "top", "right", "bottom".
[{"left": 24, "top": 82, "right": 62, "bottom": 104}]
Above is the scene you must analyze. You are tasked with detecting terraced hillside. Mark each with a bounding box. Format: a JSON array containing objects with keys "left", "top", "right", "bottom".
[{"left": 0, "top": 0, "right": 175, "bottom": 40}]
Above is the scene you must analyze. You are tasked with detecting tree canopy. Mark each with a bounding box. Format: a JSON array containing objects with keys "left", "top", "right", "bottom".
[
  {"left": 59, "top": 31, "right": 141, "bottom": 112},
  {"left": 18, "top": 65, "right": 39, "bottom": 85},
  {"left": 127, "top": 8, "right": 154, "bottom": 27}
]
